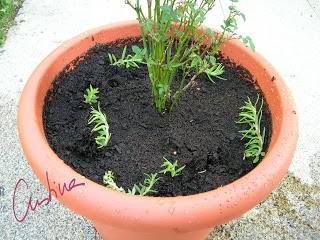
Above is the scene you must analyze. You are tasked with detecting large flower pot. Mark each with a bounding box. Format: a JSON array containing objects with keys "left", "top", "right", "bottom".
[{"left": 18, "top": 21, "right": 298, "bottom": 240}]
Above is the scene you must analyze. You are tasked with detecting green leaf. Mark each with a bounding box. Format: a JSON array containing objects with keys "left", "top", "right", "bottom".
[
  {"left": 88, "top": 104, "right": 111, "bottom": 149},
  {"left": 160, "top": 158, "right": 186, "bottom": 177},
  {"left": 121, "top": 45, "right": 127, "bottom": 60},
  {"left": 160, "top": 5, "right": 173, "bottom": 13},
  {"left": 237, "top": 95, "right": 265, "bottom": 163},
  {"left": 239, "top": 13, "right": 246, "bottom": 21},
  {"left": 246, "top": 36, "right": 255, "bottom": 51},
  {"left": 132, "top": 45, "right": 141, "bottom": 54},
  {"left": 108, "top": 53, "right": 113, "bottom": 64},
  {"left": 209, "top": 56, "right": 216, "bottom": 65},
  {"left": 204, "top": 28, "right": 215, "bottom": 43}
]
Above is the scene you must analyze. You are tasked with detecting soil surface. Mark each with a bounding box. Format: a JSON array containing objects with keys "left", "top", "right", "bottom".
[{"left": 43, "top": 37, "right": 272, "bottom": 197}]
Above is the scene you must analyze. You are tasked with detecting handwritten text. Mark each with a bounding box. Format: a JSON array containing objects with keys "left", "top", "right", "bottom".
[{"left": 12, "top": 172, "right": 85, "bottom": 222}]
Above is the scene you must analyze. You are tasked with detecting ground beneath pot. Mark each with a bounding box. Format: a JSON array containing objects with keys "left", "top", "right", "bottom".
[{"left": 43, "top": 37, "right": 272, "bottom": 197}]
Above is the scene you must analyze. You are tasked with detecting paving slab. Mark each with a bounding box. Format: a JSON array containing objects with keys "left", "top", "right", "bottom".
[
  {"left": 308, "top": 0, "right": 320, "bottom": 19},
  {"left": 0, "top": 0, "right": 319, "bottom": 239}
]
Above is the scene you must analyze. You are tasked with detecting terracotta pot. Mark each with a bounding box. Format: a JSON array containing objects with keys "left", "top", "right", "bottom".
[{"left": 18, "top": 21, "right": 298, "bottom": 240}]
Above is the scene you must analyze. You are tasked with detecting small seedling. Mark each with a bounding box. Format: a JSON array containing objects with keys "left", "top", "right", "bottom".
[
  {"left": 128, "top": 173, "right": 160, "bottom": 196},
  {"left": 108, "top": 45, "right": 146, "bottom": 68},
  {"left": 237, "top": 95, "right": 266, "bottom": 163},
  {"left": 203, "top": 56, "right": 226, "bottom": 83},
  {"left": 88, "top": 104, "right": 111, "bottom": 149},
  {"left": 159, "top": 157, "right": 185, "bottom": 177},
  {"left": 103, "top": 171, "right": 125, "bottom": 193},
  {"left": 84, "top": 85, "right": 99, "bottom": 104},
  {"left": 187, "top": 54, "right": 226, "bottom": 82},
  {"left": 103, "top": 170, "right": 160, "bottom": 196}
]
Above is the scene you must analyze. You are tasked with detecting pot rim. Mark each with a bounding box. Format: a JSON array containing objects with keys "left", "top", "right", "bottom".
[{"left": 18, "top": 20, "right": 298, "bottom": 230}]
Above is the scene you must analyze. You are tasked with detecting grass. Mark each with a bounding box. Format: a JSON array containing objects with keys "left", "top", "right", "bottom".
[{"left": 0, "top": 0, "right": 23, "bottom": 46}]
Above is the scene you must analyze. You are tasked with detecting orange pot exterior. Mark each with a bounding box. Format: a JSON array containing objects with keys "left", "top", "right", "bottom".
[{"left": 18, "top": 21, "right": 298, "bottom": 240}]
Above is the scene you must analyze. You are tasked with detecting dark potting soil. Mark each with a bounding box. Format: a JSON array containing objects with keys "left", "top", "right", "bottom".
[{"left": 43, "top": 37, "right": 272, "bottom": 197}]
